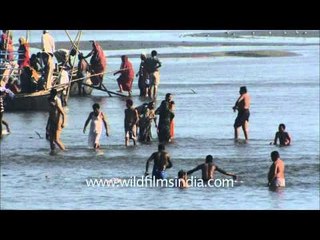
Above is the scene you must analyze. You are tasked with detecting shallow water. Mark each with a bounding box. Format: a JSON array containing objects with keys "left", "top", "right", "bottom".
[{"left": 1, "top": 31, "right": 319, "bottom": 209}]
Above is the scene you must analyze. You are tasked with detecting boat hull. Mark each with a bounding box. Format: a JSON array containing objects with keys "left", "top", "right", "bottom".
[{"left": 5, "top": 87, "right": 65, "bottom": 111}]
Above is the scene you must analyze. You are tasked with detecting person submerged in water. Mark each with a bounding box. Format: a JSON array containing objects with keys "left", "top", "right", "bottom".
[
  {"left": 187, "top": 155, "right": 237, "bottom": 182},
  {"left": 268, "top": 151, "right": 285, "bottom": 188},
  {"left": 272, "top": 123, "right": 291, "bottom": 146},
  {"left": 145, "top": 143, "right": 172, "bottom": 179}
]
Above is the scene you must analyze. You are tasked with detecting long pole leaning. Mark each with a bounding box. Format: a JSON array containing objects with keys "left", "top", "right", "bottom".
[{"left": 64, "top": 30, "right": 82, "bottom": 102}]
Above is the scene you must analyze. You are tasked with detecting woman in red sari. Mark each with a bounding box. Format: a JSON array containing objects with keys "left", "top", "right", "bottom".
[
  {"left": 114, "top": 55, "right": 135, "bottom": 96},
  {"left": 83, "top": 41, "right": 107, "bottom": 86},
  {"left": 18, "top": 37, "right": 30, "bottom": 69}
]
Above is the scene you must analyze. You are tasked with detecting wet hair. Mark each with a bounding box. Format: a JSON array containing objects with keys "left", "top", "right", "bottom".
[
  {"left": 205, "top": 155, "right": 213, "bottom": 163},
  {"left": 271, "top": 151, "right": 280, "bottom": 162},
  {"left": 151, "top": 50, "right": 157, "bottom": 56},
  {"left": 239, "top": 86, "right": 247, "bottom": 94},
  {"left": 178, "top": 170, "right": 186, "bottom": 178},
  {"left": 92, "top": 103, "right": 100, "bottom": 110},
  {"left": 148, "top": 101, "right": 155, "bottom": 109},
  {"left": 158, "top": 144, "right": 165, "bottom": 151},
  {"left": 165, "top": 93, "right": 172, "bottom": 101},
  {"left": 126, "top": 99, "right": 133, "bottom": 107},
  {"left": 121, "top": 55, "right": 128, "bottom": 61},
  {"left": 70, "top": 48, "right": 77, "bottom": 56},
  {"left": 279, "top": 123, "right": 286, "bottom": 130}
]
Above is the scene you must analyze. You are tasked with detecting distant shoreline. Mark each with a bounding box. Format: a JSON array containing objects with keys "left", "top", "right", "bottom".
[
  {"left": 27, "top": 31, "right": 319, "bottom": 52},
  {"left": 182, "top": 30, "right": 320, "bottom": 38},
  {"left": 108, "top": 50, "right": 298, "bottom": 59}
]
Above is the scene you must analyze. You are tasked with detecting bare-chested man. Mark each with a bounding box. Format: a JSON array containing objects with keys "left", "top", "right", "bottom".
[
  {"left": 145, "top": 143, "right": 172, "bottom": 179},
  {"left": 47, "top": 89, "right": 66, "bottom": 154},
  {"left": 124, "top": 99, "right": 139, "bottom": 146},
  {"left": 273, "top": 123, "right": 291, "bottom": 146},
  {"left": 268, "top": 151, "right": 285, "bottom": 188},
  {"left": 187, "top": 155, "right": 236, "bottom": 182},
  {"left": 233, "top": 86, "right": 251, "bottom": 141}
]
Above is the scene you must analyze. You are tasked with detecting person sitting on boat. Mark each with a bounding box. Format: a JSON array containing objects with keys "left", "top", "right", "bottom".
[
  {"left": 82, "top": 41, "right": 107, "bottom": 87},
  {"left": 54, "top": 48, "right": 77, "bottom": 70},
  {"left": 17, "top": 37, "right": 30, "bottom": 70},
  {"left": 114, "top": 55, "right": 135, "bottom": 97},
  {"left": 6, "top": 78, "right": 21, "bottom": 94},
  {"left": 20, "top": 66, "right": 41, "bottom": 93}
]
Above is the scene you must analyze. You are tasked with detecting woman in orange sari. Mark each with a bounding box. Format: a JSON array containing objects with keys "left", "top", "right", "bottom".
[{"left": 17, "top": 37, "right": 30, "bottom": 69}]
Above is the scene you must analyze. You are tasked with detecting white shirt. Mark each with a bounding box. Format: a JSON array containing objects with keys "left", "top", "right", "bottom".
[{"left": 41, "top": 33, "right": 55, "bottom": 54}]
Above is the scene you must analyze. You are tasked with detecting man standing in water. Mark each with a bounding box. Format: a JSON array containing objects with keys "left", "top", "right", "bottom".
[
  {"left": 187, "top": 155, "right": 237, "bottom": 182},
  {"left": 124, "top": 99, "right": 139, "bottom": 146},
  {"left": 155, "top": 93, "right": 174, "bottom": 143},
  {"left": 145, "top": 50, "right": 161, "bottom": 99},
  {"left": 268, "top": 151, "right": 285, "bottom": 188},
  {"left": 145, "top": 143, "right": 172, "bottom": 180},
  {"left": 47, "top": 89, "right": 66, "bottom": 154},
  {"left": 233, "top": 86, "right": 250, "bottom": 142}
]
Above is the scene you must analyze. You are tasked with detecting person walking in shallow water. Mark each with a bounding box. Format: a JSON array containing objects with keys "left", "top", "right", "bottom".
[
  {"left": 124, "top": 99, "right": 139, "bottom": 146},
  {"left": 145, "top": 143, "right": 172, "bottom": 179},
  {"left": 83, "top": 103, "right": 109, "bottom": 150},
  {"left": 47, "top": 89, "right": 66, "bottom": 154},
  {"left": 233, "top": 86, "right": 250, "bottom": 142}
]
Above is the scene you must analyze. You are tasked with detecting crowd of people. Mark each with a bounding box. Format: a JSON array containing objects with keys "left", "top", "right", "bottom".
[{"left": 0, "top": 31, "right": 292, "bottom": 191}]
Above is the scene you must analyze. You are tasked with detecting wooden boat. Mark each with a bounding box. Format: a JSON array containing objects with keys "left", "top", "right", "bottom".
[{"left": 5, "top": 86, "right": 66, "bottom": 111}]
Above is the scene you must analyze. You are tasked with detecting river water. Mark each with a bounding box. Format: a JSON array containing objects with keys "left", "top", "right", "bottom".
[{"left": 1, "top": 30, "right": 319, "bottom": 209}]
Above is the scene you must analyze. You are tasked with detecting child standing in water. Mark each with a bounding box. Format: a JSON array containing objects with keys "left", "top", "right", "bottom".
[{"left": 83, "top": 103, "right": 109, "bottom": 149}]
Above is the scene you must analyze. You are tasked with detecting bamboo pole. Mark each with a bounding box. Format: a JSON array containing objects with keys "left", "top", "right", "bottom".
[{"left": 65, "top": 30, "right": 82, "bottom": 102}]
